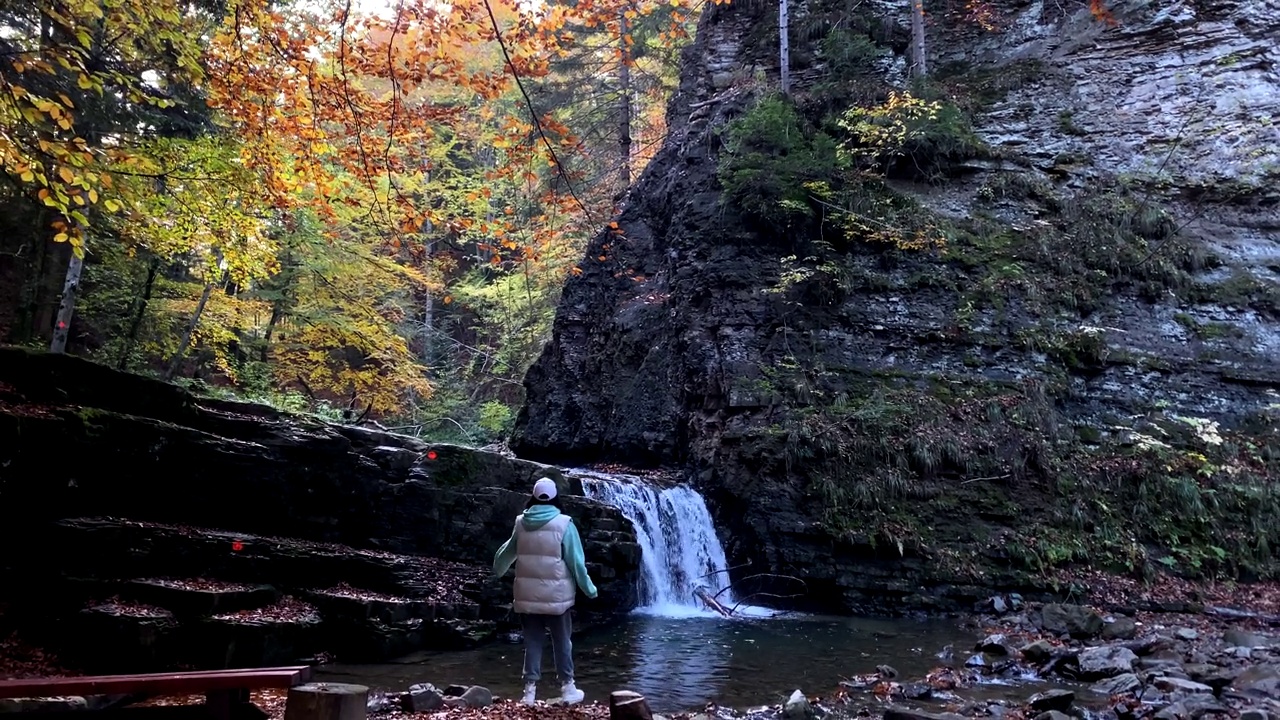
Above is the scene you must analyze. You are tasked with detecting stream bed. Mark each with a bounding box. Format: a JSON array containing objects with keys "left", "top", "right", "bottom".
[{"left": 316, "top": 613, "right": 1076, "bottom": 713}]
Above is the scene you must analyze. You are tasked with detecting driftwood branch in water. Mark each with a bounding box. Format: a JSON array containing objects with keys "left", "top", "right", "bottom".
[
  {"left": 711, "top": 573, "right": 808, "bottom": 602},
  {"left": 694, "top": 586, "right": 733, "bottom": 617},
  {"left": 692, "top": 573, "right": 809, "bottom": 617}
]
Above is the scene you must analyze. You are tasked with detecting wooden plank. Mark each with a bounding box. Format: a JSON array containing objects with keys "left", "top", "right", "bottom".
[{"left": 0, "top": 668, "right": 312, "bottom": 700}]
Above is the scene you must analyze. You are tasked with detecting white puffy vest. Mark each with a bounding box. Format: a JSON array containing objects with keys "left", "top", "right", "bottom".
[{"left": 512, "top": 514, "right": 577, "bottom": 615}]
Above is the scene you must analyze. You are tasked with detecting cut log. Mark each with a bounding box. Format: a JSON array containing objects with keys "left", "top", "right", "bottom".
[
  {"left": 609, "top": 691, "right": 653, "bottom": 720},
  {"left": 284, "top": 683, "right": 368, "bottom": 720},
  {"left": 693, "top": 587, "right": 732, "bottom": 617}
]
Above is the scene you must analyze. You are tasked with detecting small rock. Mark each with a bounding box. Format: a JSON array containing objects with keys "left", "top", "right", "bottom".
[
  {"left": 1028, "top": 689, "right": 1075, "bottom": 713},
  {"left": 1239, "top": 710, "right": 1269, "bottom": 720},
  {"left": 1153, "top": 695, "right": 1227, "bottom": 720},
  {"left": 1077, "top": 645, "right": 1138, "bottom": 680},
  {"left": 967, "top": 654, "right": 988, "bottom": 668},
  {"left": 1093, "top": 673, "right": 1143, "bottom": 696},
  {"left": 901, "top": 683, "right": 933, "bottom": 700},
  {"left": 884, "top": 710, "right": 968, "bottom": 720},
  {"left": 1021, "top": 640, "right": 1054, "bottom": 664},
  {"left": 1185, "top": 664, "right": 1237, "bottom": 690},
  {"left": 877, "top": 664, "right": 899, "bottom": 679},
  {"left": 977, "top": 634, "right": 1012, "bottom": 655},
  {"left": 442, "top": 685, "right": 468, "bottom": 697},
  {"left": 783, "top": 690, "right": 813, "bottom": 720},
  {"left": 1103, "top": 618, "right": 1138, "bottom": 640},
  {"left": 405, "top": 684, "right": 444, "bottom": 712},
  {"left": 1154, "top": 677, "right": 1214, "bottom": 695},
  {"left": 992, "top": 596, "right": 1009, "bottom": 613},
  {"left": 1034, "top": 712, "right": 1072, "bottom": 720},
  {"left": 1226, "top": 630, "right": 1274, "bottom": 649},
  {"left": 1175, "top": 628, "right": 1199, "bottom": 641},
  {"left": 368, "top": 692, "right": 403, "bottom": 713},
  {"left": 1009, "top": 594, "right": 1025, "bottom": 611}
]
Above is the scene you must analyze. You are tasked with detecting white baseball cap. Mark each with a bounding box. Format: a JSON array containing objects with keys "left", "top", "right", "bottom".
[{"left": 532, "top": 478, "right": 558, "bottom": 501}]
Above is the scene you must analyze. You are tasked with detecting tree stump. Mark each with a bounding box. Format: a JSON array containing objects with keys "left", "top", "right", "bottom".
[
  {"left": 284, "top": 683, "right": 369, "bottom": 720},
  {"left": 609, "top": 690, "right": 653, "bottom": 720}
]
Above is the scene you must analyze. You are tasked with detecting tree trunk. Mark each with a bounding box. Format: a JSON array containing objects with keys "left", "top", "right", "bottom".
[
  {"left": 609, "top": 691, "right": 653, "bottom": 720},
  {"left": 48, "top": 250, "right": 83, "bottom": 354},
  {"left": 117, "top": 256, "right": 161, "bottom": 370},
  {"left": 779, "top": 0, "right": 791, "bottom": 96},
  {"left": 164, "top": 280, "right": 215, "bottom": 381},
  {"left": 283, "top": 683, "right": 368, "bottom": 720},
  {"left": 909, "top": 0, "right": 927, "bottom": 78},
  {"left": 618, "top": 11, "right": 634, "bottom": 188}
]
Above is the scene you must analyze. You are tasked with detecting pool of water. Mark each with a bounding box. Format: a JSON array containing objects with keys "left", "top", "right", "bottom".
[{"left": 316, "top": 613, "right": 1062, "bottom": 713}]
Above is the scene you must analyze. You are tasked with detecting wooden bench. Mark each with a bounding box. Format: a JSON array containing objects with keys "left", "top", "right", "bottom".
[{"left": 0, "top": 666, "right": 313, "bottom": 720}]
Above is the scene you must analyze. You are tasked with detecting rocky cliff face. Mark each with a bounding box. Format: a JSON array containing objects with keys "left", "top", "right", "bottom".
[
  {"left": 0, "top": 348, "right": 640, "bottom": 668},
  {"left": 514, "top": 0, "right": 1280, "bottom": 612}
]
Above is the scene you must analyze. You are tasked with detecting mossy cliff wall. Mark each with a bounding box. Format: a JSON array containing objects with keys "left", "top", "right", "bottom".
[{"left": 512, "top": 0, "right": 1280, "bottom": 612}]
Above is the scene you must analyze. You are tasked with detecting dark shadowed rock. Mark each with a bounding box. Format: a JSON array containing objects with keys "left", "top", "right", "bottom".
[
  {"left": 1020, "top": 640, "right": 1054, "bottom": 664},
  {"left": 1041, "top": 604, "right": 1104, "bottom": 639},
  {"left": 1103, "top": 618, "right": 1138, "bottom": 640},
  {"left": 1093, "top": 674, "right": 1143, "bottom": 696}
]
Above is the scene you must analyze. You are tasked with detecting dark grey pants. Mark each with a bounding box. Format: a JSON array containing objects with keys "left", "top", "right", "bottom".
[{"left": 519, "top": 611, "right": 575, "bottom": 684}]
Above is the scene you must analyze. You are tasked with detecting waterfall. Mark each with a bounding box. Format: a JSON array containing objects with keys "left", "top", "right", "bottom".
[{"left": 577, "top": 470, "right": 735, "bottom": 617}]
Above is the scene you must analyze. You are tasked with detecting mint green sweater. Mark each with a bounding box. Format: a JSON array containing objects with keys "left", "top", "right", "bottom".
[{"left": 493, "top": 505, "right": 598, "bottom": 599}]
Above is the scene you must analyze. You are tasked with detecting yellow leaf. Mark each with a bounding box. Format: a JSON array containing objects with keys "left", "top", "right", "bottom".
[
  {"left": 78, "top": 74, "right": 93, "bottom": 89},
  {"left": 54, "top": 232, "right": 69, "bottom": 243},
  {"left": 13, "top": 62, "right": 24, "bottom": 73},
  {"left": 58, "top": 167, "right": 74, "bottom": 184},
  {"left": 20, "top": 170, "right": 34, "bottom": 183},
  {"left": 104, "top": 199, "right": 121, "bottom": 212},
  {"left": 88, "top": 189, "right": 98, "bottom": 203}
]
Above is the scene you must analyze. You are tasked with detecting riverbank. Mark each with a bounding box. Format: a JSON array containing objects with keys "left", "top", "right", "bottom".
[{"left": 4, "top": 590, "right": 1278, "bottom": 720}]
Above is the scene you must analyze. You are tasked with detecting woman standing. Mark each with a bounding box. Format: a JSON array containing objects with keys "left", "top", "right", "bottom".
[{"left": 493, "top": 477, "right": 598, "bottom": 705}]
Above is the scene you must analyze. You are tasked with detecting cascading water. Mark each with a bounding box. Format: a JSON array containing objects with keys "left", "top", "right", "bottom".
[{"left": 576, "top": 469, "right": 738, "bottom": 617}]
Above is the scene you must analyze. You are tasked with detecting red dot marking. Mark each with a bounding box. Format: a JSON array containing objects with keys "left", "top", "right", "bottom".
[
  {"left": 426, "top": 451, "right": 438, "bottom": 460},
  {"left": 57, "top": 321, "right": 66, "bottom": 329},
  {"left": 231, "top": 540, "right": 244, "bottom": 552}
]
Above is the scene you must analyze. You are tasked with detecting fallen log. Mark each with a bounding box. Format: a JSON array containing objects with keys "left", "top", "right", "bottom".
[{"left": 1204, "top": 606, "right": 1280, "bottom": 626}]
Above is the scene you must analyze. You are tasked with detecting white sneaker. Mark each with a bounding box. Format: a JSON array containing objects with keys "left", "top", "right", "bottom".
[
  {"left": 521, "top": 683, "right": 537, "bottom": 705},
  {"left": 560, "top": 682, "right": 584, "bottom": 705}
]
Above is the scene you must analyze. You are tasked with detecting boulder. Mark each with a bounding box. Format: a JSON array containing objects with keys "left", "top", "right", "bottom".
[
  {"left": 1077, "top": 646, "right": 1138, "bottom": 680},
  {"left": 1103, "top": 618, "right": 1138, "bottom": 641},
  {"left": 1020, "top": 640, "right": 1054, "bottom": 664},
  {"left": 1154, "top": 677, "right": 1214, "bottom": 696},
  {"left": 1233, "top": 665, "right": 1280, "bottom": 701},
  {"left": 404, "top": 683, "right": 444, "bottom": 712},
  {"left": 459, "top": 686, "right": 492, "bottom": 709},
  {"left": 1092, "top": 673, "right": 1143, "bottom": 696},
  {"left": 1040, "top": 604, "right": 1104, "bottom": 639}
]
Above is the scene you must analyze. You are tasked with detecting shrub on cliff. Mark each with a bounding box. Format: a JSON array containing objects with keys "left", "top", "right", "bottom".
[{"left": 716, "top": 95, "right": 844, "bottom": 233}]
